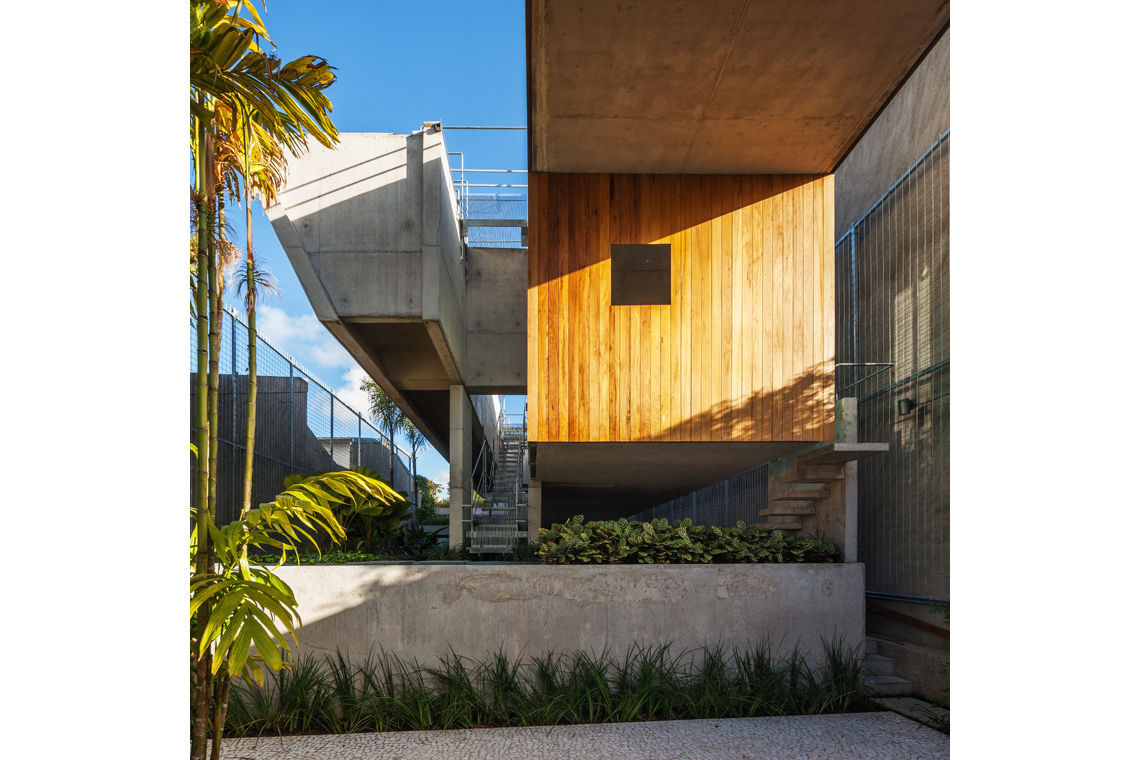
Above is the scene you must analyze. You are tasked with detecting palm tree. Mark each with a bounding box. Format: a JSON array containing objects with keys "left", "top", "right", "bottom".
[
  {"left": 361, "top": 379, "right": 406, "bottom": 486},
  {"left": 217, "top": 100, "right": 286, "bottom": 521},
  {"left": 402, "top": 417, "right": 427, "bottom": 524},
  {"left": 189, "top": 3, "right": 339, "bottom": 758}
]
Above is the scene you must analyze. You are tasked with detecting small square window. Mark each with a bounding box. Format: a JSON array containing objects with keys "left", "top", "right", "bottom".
[{"left": 611, "top": 244, "right": 671, "bottom": 305}]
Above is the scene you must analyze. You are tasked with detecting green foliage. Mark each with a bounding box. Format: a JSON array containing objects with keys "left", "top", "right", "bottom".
[
  {"left": 535, "top": 516, "right": 840, "bottom": 565},
  {"left": 190, "top": 469, "right": 396, "bottom": 686},
  {"left": 285, "top": 466, "right": 409, "bottom": 553},
  {"left": 224, "top": 638, "right": 875, "bottom": 737}
]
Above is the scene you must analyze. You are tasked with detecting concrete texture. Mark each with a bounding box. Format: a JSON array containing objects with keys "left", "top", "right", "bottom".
[
  {"left": 464, "top": 248, "right": 527, "bottom": 393},
  {"left": 528, "top": 0, "right": 949, "bottom": 173},
  {"left": 275, "top": 563, "right": 864, "bottom": 668},
  {"left": 267, "top": 129, "right": 523, "bottom": 460},
  {"left": 835, "top": 29, "right": 950, "bottom": 233},
  {"left": 448, "top": 385, "right": 472, "bottom": 547},
  {"left": 223, "top": 712, "right": 948, "bottom": 759}
]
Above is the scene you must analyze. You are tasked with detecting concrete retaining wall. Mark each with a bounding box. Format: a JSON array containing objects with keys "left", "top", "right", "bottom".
[{"left": 277, "top": 563, "right": 864, "bottom": 667}]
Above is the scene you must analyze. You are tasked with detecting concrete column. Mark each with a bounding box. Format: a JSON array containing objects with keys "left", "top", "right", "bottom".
[
  {"left": 837, "top": 397, "right": 859, "bottom": 563},
  {"left": 448, "top": 385, "right": 472, "bottom": 548},
  {"left": 527, "top": 479, "right": 542, "bottom": 542}
]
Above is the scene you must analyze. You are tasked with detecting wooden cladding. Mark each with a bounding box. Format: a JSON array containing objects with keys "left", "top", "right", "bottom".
[{"left": 528, "top": 172, "right": 835, "bottom": 443}]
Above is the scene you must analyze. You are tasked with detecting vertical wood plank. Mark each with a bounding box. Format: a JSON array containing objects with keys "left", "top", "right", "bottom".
[{"left": 821, "top": 174, "right": 836, "bottom": 441}]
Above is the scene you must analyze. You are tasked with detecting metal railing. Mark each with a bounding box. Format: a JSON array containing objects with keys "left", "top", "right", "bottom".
[
  {"left": 626, "top": 466, "right": 769, "bottom": 528},
  {"left": 836, "top": 131, "right": 949, "bottom": 600},
  {"left": 466, "top": 406, "right": 528, "bottom": 552},
  {"left": 443, "top": 125, "right": 528, "bottom": 248},
  {"left": 190, "top": 306, "right": 417, "bottom": 525}
]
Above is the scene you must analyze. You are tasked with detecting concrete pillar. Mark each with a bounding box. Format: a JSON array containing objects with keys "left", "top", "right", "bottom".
[
  {"left": 449, "top": 385, "right": 472, "bottom": 548},
  {"left": 527, "top": 479, "right": 542, "bottom": 542},
  {"left": 835, "top": 397, "right": 858, "bottom": 444},
  {"left": 837, "top": 397, "right": 859, "bottom": 563}
]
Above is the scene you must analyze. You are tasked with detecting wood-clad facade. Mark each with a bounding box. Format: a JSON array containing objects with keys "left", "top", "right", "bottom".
[{"left": 528, "top": 172, "right": 835, "bottom": 444}]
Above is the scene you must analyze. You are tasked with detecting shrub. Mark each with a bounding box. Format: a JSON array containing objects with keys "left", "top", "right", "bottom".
[
  {"left": 224, "top": 639, "right": 874, "bottom": 737},
  {"left": 535, "top": 516, "right": 839, "bottom": 564}
]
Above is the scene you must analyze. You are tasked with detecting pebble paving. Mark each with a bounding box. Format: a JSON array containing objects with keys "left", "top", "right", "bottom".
[{"left": 223, "top": 711, "right": 948, "bottom": 759}]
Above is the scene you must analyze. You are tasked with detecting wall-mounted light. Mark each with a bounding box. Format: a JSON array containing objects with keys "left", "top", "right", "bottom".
[{"left": 898, "top": 398, "right": 917, "bottom": 415}]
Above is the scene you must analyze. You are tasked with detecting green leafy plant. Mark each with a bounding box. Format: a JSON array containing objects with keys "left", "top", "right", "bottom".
[
  {"left": 190, "top": 469, "right": 394, "bottom": 756},
  {"left": 535, "top": 516, "right": 840, "bottom": 565},
  {"left": 286, "top": 466, "right": 409, "bottom": 553},
  {"left": 224, "top": 638, "right": 876, "bottom": 737}
]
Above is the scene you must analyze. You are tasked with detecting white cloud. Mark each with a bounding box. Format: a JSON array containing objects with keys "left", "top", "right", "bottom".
[
  {"left": 332, "top": 364, "right": 373, "bottom": 419},
  {"left": 431, "top": 468, "right": 451, "bottom": 488},
  {"left": 257, "top": 304, "right": 325, "bottom": 345}
]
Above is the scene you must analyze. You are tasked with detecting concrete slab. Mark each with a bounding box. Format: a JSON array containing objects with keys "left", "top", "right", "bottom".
[
  {"left": 879, "top": 697, "right": 949, "bottom": 731},
  {"left": 528, "top": 0, "right": 950, "bottom": 173},
  {"left": 222, "top": 712, "right": 949, "bottom": 759}
]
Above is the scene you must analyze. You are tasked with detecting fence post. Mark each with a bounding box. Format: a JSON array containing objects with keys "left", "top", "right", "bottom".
[
  {"left": 230, "top": 311, "right": 237, "bottom": 524},
  {"left": 329, "top": 396, "right": 335, "bottom": 470},
  {"left": 357, "top": 412, "right": 363, "bottom": 470},
  {"left": 288, "top": 364, "right": 294, "bottom": 473},
  {"left": 849, "top": 223, "right": 858, "bottom": 368}
]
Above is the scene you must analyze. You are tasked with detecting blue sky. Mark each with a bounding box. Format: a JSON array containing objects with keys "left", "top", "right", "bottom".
[{"left": 225, "top": 1, "right": 528, "bottom": 488}]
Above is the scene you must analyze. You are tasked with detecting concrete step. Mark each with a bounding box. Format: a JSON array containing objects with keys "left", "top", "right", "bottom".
[
  {"left": 769, "top": 487, "right": 829, "bottom": 502},
  {"left": 865, "top": 636, "right": 888, "bottom": 656},
  {"left": 791, "top": 463, "right": 845, "bottom": 482},
  {"left": 865, "top": 675, "right": 912, "bottom": 697},
  {"left": 863, "top": 654, "right": 894, "bottom": 676},
  {"left": 752, "top": 520, "right": 803, "bottom": 531},
  {"left": 757, "top": 504, "right": 815, "bottom": 516}
]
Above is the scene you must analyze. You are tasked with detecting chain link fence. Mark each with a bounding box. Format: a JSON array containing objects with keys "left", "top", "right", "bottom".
[
  {"left": 190, "top": 307, "right": 415, "bottom": 526},
  {"left": 836, "top": 131, "right": 949, "bottom": 601}
]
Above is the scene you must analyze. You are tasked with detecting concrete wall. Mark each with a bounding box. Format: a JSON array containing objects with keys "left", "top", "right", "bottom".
[
  {"left": 465, "top": 248, "right": 527, "bottom": 393},
  {"left": 277, "top": 563, "right": 864, "bottom": 668},
  {"left": 834, "top": 29, "right": 949, "bottom": 234}
]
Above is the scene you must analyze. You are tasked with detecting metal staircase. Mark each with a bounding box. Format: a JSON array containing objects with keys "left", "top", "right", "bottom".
[{"left": 467, "top": 408, "right": 528, "bottom": 553}]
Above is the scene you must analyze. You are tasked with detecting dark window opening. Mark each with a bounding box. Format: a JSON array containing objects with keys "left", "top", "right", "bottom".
[{"left": 611, "top": 244, "right": 671, "bottom": 305}]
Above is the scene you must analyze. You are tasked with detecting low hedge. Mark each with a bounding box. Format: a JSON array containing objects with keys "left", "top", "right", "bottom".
[{"left": 535, "top": 516, "right": 839, "bottom": 564}]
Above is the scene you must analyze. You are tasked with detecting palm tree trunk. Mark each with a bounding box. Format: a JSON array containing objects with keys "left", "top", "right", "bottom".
[
  {"left": 210, "top": 674, "right": 231, "bottom": 760},
  {"left": 208, "top": 190, "right": 223, "bottom": 528},
  {"left": 411, "top": 448, "right": 418, "bottom": 526},
  {"left": 388, "top": 426, "right": 396, "bottom": 486},
  {"left": 191, "top": 114, "right": 214, "bottom": 760},
  {"left": 242, "top": 168, "right": 257, "bottom": 521}
]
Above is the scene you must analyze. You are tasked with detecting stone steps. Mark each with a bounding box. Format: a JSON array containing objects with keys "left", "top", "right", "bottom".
[{"left": 864, "top": 636, "right": 913, "bottom": 697}]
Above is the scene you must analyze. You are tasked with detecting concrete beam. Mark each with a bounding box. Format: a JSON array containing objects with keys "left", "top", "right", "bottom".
[{"left": 528, "top": 0, "right": 949, "bottom": 173}]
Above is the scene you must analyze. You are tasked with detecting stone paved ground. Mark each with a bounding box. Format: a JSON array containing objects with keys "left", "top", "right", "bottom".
[{"left": 223, "top": 712, "right": 948, "bottom": 759}]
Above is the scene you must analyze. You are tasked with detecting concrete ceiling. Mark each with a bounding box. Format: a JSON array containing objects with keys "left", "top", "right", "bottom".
[
  {"left": 535, "top": 441, "right": 806, "bottom": 522},
  {"left": 528, "top": 0, "right": 949, "bottom": 173}
]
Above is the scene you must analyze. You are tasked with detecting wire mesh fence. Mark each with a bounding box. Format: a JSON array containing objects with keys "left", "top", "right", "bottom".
[
  {"left": 836, "top": 131, "right": 949, "bottom": 600},
  {"left": 190, "top": 307, "right": 416, "bottom": 526},
  {"left": 464, "top": 193, "right": 529, "bottom": 247},
  {"left": 625, "top": 466, "right": 769, "bottom": 527}
]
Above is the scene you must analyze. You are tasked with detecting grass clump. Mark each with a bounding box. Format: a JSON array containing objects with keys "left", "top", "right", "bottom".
[{"left": 224, "top": 638, "right": 875, "bottom": 737}]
